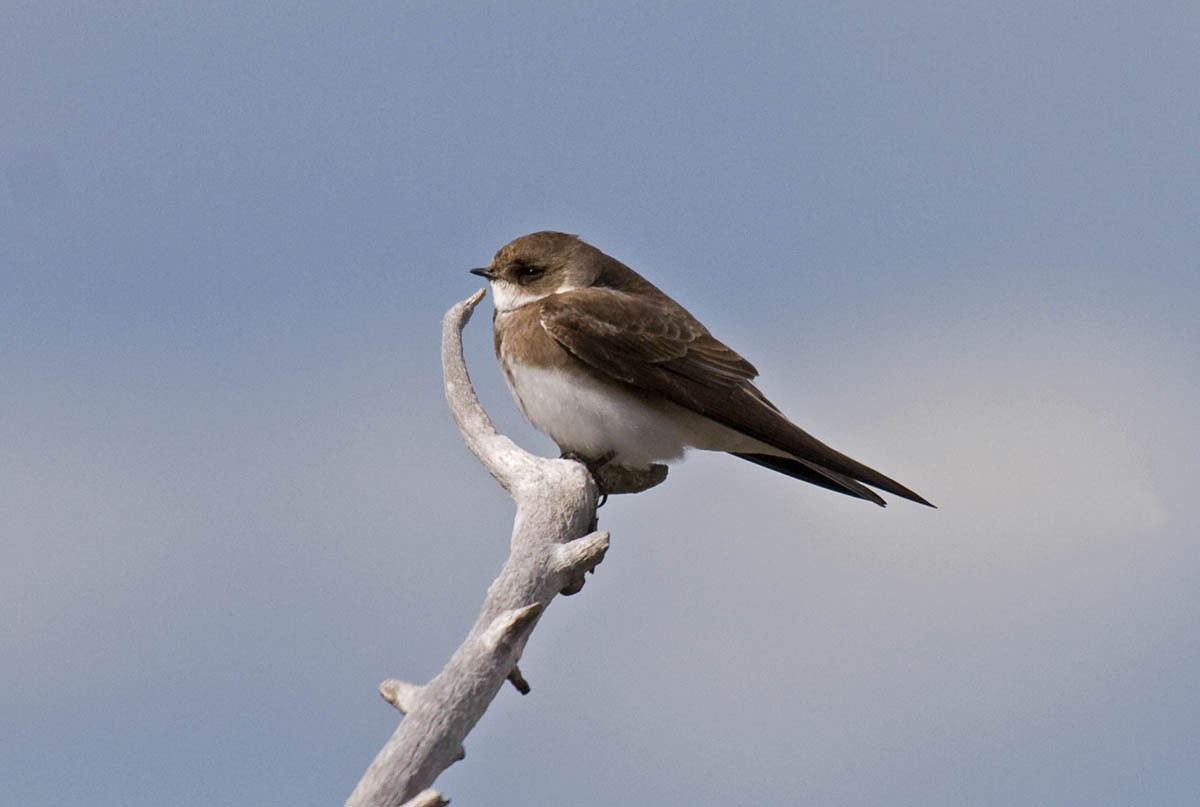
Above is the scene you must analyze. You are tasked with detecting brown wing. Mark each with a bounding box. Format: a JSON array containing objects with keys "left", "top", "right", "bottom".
[
  {"left": 540, "top": 287, "right": 757, "bottom": 389},
  {"left": 539, "top": 288, "right": 933, "bottom": 507}
]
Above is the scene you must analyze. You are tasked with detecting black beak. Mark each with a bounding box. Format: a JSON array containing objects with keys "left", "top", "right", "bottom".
[{"left": 469, "top": 266, "right": 494, "bottom": 279}]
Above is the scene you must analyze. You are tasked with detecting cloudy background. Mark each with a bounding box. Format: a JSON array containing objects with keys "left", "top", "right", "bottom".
[{"left": 4, "top": 3, "right": 1198, "bottom": 805}]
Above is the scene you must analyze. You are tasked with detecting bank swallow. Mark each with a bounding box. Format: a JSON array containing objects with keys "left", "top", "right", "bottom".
[{"left": 470, "top": 231, "right": 932, "bottom": 507}]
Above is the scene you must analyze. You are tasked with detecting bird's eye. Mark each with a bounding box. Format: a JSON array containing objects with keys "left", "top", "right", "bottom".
[{"left": 513, "top": 261, "right": 545, "bottom": 281}]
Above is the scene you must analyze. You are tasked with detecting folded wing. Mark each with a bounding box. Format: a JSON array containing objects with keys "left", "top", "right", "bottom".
[{"left": 540, "top": 288, "right": 932, "bottom": 507}]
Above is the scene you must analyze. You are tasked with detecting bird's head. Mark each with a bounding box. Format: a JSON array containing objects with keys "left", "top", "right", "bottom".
[{"left": 470, "top": 231, "right": 605, "bottom": 312}]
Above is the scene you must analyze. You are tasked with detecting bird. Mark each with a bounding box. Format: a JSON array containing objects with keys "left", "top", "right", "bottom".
[{"left": 469, "top": 231, "right": 932, "bottom": 508}]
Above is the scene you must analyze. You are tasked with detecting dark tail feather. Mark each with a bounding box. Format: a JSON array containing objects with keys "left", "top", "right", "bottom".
[
  {"left": 732, "top": 452, "right": 887, "bottom": 506},
  {"left": 714, "top": 388, "right": 935, "bottom": 507},
  {"left": 807, "top": 444, "right": 936, "bottom": 507},
  {"left": 731, "top": 452, "right": 935, "bottom": 508}
]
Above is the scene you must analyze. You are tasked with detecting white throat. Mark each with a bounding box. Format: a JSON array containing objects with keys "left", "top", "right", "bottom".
[{"left": 489, "top": 279, "right": 578, "bottom": 313}]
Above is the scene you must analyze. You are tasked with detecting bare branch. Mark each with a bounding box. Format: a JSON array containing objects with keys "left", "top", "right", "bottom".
[
  {"left": 438, "top": 288, "right": 542, "bottom": 493},
  {"left": 378, "top": 680, "right": 423, "bottom": 715},
  {"left": 480, "top": 602, "right": 544, "bottom": 650},
  {"left": 595, "top": 462, "right": 669, "bottom": 495},
  {"left": 505, "top": 665, "right": 531, "bottom": 695},
  {"left": 346, "top": 291, "right": 609, "bottom": 806}
]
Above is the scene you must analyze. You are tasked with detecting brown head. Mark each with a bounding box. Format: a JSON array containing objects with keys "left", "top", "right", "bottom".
[{"left": 469, "top": 231, "right": 656, "bottom": 312}]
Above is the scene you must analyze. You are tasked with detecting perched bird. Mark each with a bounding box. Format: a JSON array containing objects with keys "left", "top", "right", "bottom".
[{"left": 470, "top": 231, "right": 932, "bottom": 507}]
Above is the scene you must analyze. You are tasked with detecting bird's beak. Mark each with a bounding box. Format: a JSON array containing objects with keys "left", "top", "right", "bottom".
[{"left": 469, "top": 266, "right": 495, "bottom": 279}]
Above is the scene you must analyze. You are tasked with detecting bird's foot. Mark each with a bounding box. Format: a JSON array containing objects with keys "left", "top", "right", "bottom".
[
  {"left": 559, "top": 450, "right": 615, "bottom": 475},
  {"left": 559, "top": 452, "right": 669, "bottom": 507},
  {"left": 559, "top": 450, "right": 615, "bottom": 507}
]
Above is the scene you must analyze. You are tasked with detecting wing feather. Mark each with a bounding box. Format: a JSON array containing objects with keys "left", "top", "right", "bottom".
[{"left": 539, "top": 288, "right": 932, "bottom": 507}]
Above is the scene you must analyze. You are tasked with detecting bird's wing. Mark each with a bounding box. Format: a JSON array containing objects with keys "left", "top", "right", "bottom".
[
  {"left": 539, "top": 288, "right": 932, "bottom": 507},
  {"left": 540, "top": 287, "right": 757, "bottom": 390}
]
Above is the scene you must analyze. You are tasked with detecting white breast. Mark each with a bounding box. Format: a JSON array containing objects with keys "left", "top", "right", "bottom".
[{"left": 502, "top": 361, "right": 771, "bottom": 466}]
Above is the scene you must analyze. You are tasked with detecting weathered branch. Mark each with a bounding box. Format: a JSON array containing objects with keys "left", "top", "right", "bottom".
[
  {"left": 347, "top": 290, "right": 666, "bottom": 806},
  {"left": 398, "top": 791, "right": 448, "bottom": 807}
]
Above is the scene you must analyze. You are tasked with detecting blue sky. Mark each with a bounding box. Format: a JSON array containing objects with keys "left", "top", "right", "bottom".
[{"left": 3, "top": 3, "right": 1198, "bottom": 805}]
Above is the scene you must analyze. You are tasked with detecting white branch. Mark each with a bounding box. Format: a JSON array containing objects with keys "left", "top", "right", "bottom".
[
  {"left": 346, "top": 290, "right": 632, "bottom": 807},
  {"left": 399, "top": 791, "right": 448, "bottom": 807},
  {"left": 378, "top": 680, "right": 423, "bottom": 715},
  {"left": 437, "top": 288, "right": 543, "bottom": 495}
]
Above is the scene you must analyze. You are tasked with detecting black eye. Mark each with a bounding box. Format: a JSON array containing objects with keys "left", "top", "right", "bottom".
[{"left": 512, "top": 260, "right": 545, "bottom": 281}]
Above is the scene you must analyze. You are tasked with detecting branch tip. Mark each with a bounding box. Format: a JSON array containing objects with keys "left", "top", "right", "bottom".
[
  {"left": 506, "top": 664, "right": 531, "bottom": 695},
  {"left": 593, "top": 462, "right": 669, "bottom": 495},
  {"left": 482, "top": 602, "right": 544, "bottom": 649},
  {"left": 400, "top": 789, "right": 449, "bottom": 807},
  {"left": 457, "top": 287, "right": 486, "bottom": 315},
  {"left": 379, "top": 679, "right": 423, "bottom": 714},
  {"left": 553, "top": 530, "right": 610, "bottom": 576}
]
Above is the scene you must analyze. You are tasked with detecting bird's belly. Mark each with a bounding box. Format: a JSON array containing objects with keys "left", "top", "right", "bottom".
[{"left": 503, "top": 362, "right": 745, "bottom": 466}]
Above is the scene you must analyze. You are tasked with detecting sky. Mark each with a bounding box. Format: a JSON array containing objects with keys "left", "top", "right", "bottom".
[{"left": 3, "top": 3, "right": 1198, "bottom": 805}]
